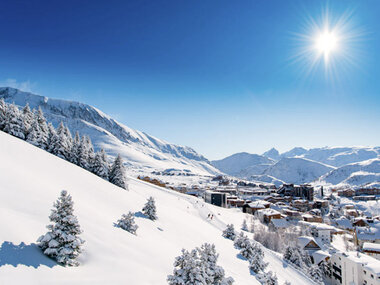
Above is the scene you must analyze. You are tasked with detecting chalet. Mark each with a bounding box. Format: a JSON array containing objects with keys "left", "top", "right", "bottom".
[
  {"left": 333, "top": 217, "right": 354, "bottom": 231},
  {"left": 353, "top": 195, "right": 377, "bottom": 201},
  {"left": 363, "top": 242, "right": 380, "bottom": 261},
  {"left": 355, "top": 221, "right": 380, "bottom": 247},
  {"left": 356, "top": 188, "right": 380, "bottom": 196},
  {"left": 310, "top": 224, "right": 336, "bottom": 244},
  {"left": 337, "top": 188, "right": 355, "bottom": 197},
  {"left": 353, "top": 218, "right": 369, "bottom": 227},
  {"left": 227, "top": 196, "right": 245, "bottom": 207},
  {"left": 311, "top": 250, "right": 330, "bottom": 265},
  {"left": 291, "top": 199, "right": 310, "bottom": 212},
  {"left": 242, "top": 200, "right": 271, "bottom": 214},
  {"left": 283, "top": 209, "right": 303, "bottom": 221},
  {"left": 269, "top": 218, "right": 289, "bottom": 232},
  {"left": 297, "top": 236, "right": 321, "bottom": 252},
  {"left": 256, "top": 208, "right": 282, "bottom": 224},
  {"left": 302, "top": 214, "right": 323, "bottom": 223}
]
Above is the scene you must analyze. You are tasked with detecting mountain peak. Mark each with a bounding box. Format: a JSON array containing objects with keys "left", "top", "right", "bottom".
[{"left": 263, "top": 147, "right": 280, "bottom": 161}]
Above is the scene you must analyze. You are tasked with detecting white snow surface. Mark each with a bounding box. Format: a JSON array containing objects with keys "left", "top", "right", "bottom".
[
  {"left": 0, "top": 87, "right": 219, "bottom": 176},
  {"left": 0, "top": 131, "right": 314, "bottom": 284}
]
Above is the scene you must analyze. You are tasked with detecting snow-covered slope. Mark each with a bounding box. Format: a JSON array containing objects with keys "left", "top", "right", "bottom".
[
  {"left": 0, "top": 131, "right": 313, "bottom": 284},
  {"left": 0, "top": 87, "right": 219, "bottom": 176},
  {"left": 212, "top": 152, "right": 274, "bottom": 177},
  {"left": 319, "top": 158, "right": 380, "bottom": 188},
  {"left": 262, "top": 157, "right": 335, "bottom": 185}
]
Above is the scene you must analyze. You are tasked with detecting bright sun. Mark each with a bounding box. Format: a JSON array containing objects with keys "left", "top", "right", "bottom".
[{"left": 316, "top": 31, "right": 338, "bottom": 56}]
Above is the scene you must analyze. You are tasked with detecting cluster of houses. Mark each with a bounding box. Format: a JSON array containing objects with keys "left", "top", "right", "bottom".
[{"left": 337, "top": 187, "right": 380, "bottom": 201}]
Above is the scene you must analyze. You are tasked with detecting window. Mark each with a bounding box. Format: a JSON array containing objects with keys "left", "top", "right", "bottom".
[
  {"left": 371, "top": 274, "right": 374, "bottom": 279},
  {"left": 364, "top": 270, "right": 367, "bottom": 275}
]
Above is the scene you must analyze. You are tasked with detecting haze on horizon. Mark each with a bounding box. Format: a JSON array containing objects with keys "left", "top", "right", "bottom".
[{"left": 1, "top": 0, "right": 379, "bottom": 160}]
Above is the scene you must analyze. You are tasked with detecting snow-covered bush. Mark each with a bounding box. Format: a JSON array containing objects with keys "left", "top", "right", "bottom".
[
  {"left": 37, "top": 190, "right": 84, "bottom": 266},
  {"left": 260, "top": 271, "right": 278, "bottom": 285},
  {"left": 234, "top": 232, "right": 249, "bottom": 249},
  {"left": 142, "top": 196, "right": 157, "bottom": 220},
  {"left": 308, "top": 265, "right": 323, "bottom": 283},
  {"left": 117, "top": 211, "right": 138, "bottom": 235},
  {"left": 241, "top": 219, "right": 248, "bottom": 231},
  {"left": 222, "top": 224, "right": 236, "bottom": 240},
  {"left": 167, "top": 243, "right": 234, "bottom": 285},
  {"left": 239, "top": 240, "right": 256, "bottom": 260},
  {"left": 249, "top": 243, "right": 267, "bottom": 274},
  {"left": 109, "top": 154, "right": 128, "bottom": 190}
]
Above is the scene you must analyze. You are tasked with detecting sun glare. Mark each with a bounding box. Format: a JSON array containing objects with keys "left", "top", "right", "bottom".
[{"left": 290, "top": 7, "right": 364, "bottom": 79}]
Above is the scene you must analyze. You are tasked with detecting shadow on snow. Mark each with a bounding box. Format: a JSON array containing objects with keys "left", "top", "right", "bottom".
[{"left": 0, "top": 241, "right": 57, "bottom": 268}]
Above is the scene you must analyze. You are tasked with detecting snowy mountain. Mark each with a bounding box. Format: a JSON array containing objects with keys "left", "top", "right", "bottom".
[
  {"left": 261, "top": 157, "right": 335, "bottom": 185},
  {"left": 211, "top": 152, "right": 274, "bottom": 177},
  {"left": 0, "top": 131, "right": 313, "bottom": 284},
  {"left": 318, "top": 158, "right": 380, "bottom": 188},
  {"left": 262, "top": 148, "right": 281, "bottom": 161},
  {"left": 0, "top": 87, "right": 219, "bottom": 176}
]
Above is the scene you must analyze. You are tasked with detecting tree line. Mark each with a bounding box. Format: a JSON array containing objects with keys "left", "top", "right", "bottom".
[{"left": 0, "top": 99, "right": 127, "bottom": 189}]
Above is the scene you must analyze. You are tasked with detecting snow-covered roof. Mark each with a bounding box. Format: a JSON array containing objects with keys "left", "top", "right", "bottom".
[
  {"left": 363, "top": 242, "right": 380, "bottom": 253},
  {"left": 297, "top": 236, "right": 320, "bottom": 249},
  {"left": 257, "top": 208, "right": 281, "bottom": 216},
  {"left": 247, "top": 200, "right": 270, "bottom": 208},
  {"left": 270, "top": 218, "right": 289, "bottom": 228},
  {"left": 334, "top": 217, "right": 353, "bottom": 230},
  {"left": 356, "top": 221, "right": 380, "bottom": 242},
  {"left": 312, "top": 250, "right": 330, "bottom": 264}
]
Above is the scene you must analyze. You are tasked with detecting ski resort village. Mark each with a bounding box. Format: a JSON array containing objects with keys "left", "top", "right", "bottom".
[
  {"left": 2, "top": 1, "right": 380, "bottom": 284},
  {"left": 0, "top": 87, "right": 380, "bottom": 285}
]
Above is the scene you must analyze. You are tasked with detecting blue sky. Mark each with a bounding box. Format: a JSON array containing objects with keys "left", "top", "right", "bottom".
[{"left": 1, "top": 0, "right": 379, "bottom": 160}]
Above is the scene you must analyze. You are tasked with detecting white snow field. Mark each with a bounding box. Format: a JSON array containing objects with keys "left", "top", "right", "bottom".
[{"left": 0, "top": 131, "right": 314, "bottom": 285}]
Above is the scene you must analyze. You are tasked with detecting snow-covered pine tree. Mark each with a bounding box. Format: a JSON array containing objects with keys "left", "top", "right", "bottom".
[
  {"left": 109, "top": 154, "right": 128, "bottom": 190},
  {"left": 37, "top": 190, "right": 84, "bottom": 266},
  {"left": 46, "top": 122, "right": 56, "bottom": 151},
  {"left": 77, "top": 136, "right": 89, "bottom": 169},
  {"left": 222, "top": 224, "right": 236, "bottom": 240},
  {"left": 167, "top": 244, "right": 234, "bottom": 285},
  {"left": 197, "top": 243, "right": 234, "bottom": 285},
  {"left": 36, "top": 107, "right": 49, "bottom": 149},
  {"left": 64, "top": 126, "right": 73, "bottom": 154},
  {"left": 167, "top": 248, "right": 205, "bottom": 285},
  {"left": 116, "top": 211, "right": 138, "bottom": 235},
  {"left": 249, "top": 244, "right": 267, "bottom": 274},
  {"left": 0, "top": 98, "right": 7, "bottom": 130},
  {"left": 308, "top": 265, "right": 323, "bottom": 283},
  {"left": 85, "top": 136, "right": 95, "bottom": 172},
  {"left": 22, "top": 103, "right": 34, "bottom": 137},
  {"left": 26, "top": 118, "right": 42, "bottom": 146},
  {"left": 142, "top": 196, "right": 157, "bottom": 220},
  {"left": 241, "top": 219, "right": 248, "bottom": 231},
  {"left": 239, "top": 239, "right": 256, "bottom": 260},
  {"left": 4, "top": 103, "right": 25, "bottom": 139},
  {"left": 262, "top": 271, "right": 278, "bottom": 285},
  {"left": 234, "top": 232, "right": 249, "bottom": 249},
  {"left": 70, "top": 131, "right": 81, "bottom": 165},
  {"left": 92, "top": 149, "right": 109, "bottom": 179},
  {"left": 49, "top": 122, "right": 71, "bottom": 160}
]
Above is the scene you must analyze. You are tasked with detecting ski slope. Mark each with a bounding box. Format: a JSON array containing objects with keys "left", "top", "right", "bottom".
[{"left": 0, "top": 131, "right": 313, "bottom": 284}]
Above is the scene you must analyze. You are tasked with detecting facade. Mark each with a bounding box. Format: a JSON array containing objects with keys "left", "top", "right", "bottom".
[
  {"left": 204, "top": 191, "right": 227, "bottom": 207},
  {"left": 331, "top": 251, "right": 380, "bottom": 285},
  {"left": 363, "top": 243, "right": 380, "bottom": 261},
  {"left": 277, "top": 184, "right": 314, "bottom": 201}
]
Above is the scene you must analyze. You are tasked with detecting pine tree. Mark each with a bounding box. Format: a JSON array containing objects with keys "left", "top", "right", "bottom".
[
  {"left": 0, "top": 98, "right": 7, "bottom": 130},
  {"left": 249, "top": 244, "right": 267, "bottom": 274},
  {"left": 36, "top": 107, "right": 49, "bottom": 149},
  {"left": 4, "top": 103, "right": 25, "bottom": 139},
  {"left": 49, "top": 122, "right": 71, "bottom": 160},
  {"left": 46, "top": 122, "right": 56, "bottom": 151},
  {"left": 116, "top": 211, "right": 138, "bottom": 235},
  {"left": 142, "top": 196, "right": 157, "bottom": 220},
  {"left": 70, "top": 132, "right": 81, "bottom": 165},
  {"left": 239, "top": 240, "right": 256, "bottom": 260},
  {"left": 308, "top": 265, "right": 323, "bottom": 283},
  {"left": 198, "top": 243, "right": 234, "bottom": 285},
  {"left": 167, "top": 248, "right": 205, "bottom": 285},
  {"left": 222, "top": 224, "right": 236, "bottom": 240},
  {"left": 85, "top": 136, "right": 95, "bottom": 171},
  {"left": 109, "top": 154, "right": 128, "bottom": 190},
  {"left": 92, "top": 149, "right": 109, "bottom": 179},
  {"left": 22, "top": 103, "right": 34, "bottom": 137},
  {"left": 241, "top": 219, "right": 248, "bottom": 231},
  {"left": 77, "top": 136, "right": 89, "bottom": 169},
  {"left": 37, "top": 190, "right": 84, "bottom": 266},
  {"left": 262, "top": 271, "right": 278, "bottom": 285},
  {"left": 167, "top": 244, "right": 234, "bottom": 285},
  {"left": 234, "top": 232, "right": 249, "bottom": 249}
]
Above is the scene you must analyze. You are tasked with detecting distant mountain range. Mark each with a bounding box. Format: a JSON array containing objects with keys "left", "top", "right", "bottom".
[
  {"left": 0, "top": 87, "right": 220, "bottom": 176},
  {"left": 213, "top": 146, "right": 380, "bottom": 188}
]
